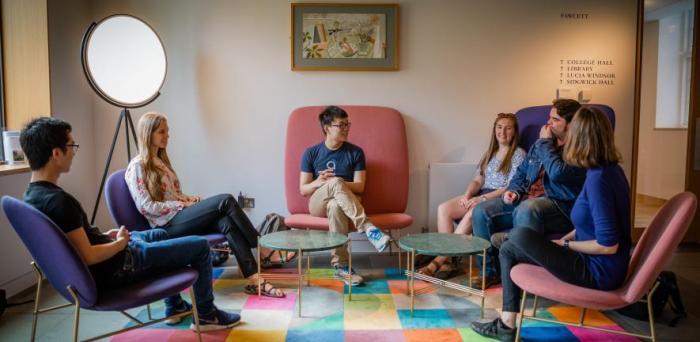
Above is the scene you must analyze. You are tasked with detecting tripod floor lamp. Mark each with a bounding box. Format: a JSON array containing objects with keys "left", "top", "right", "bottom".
[{"left": 81, "top": 14, "right": 167, "bottom": 224}]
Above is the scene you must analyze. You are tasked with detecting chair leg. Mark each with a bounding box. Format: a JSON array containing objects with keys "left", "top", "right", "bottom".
[
  {"left": 515, "top": 291, "right": 528, "bottom": 342},
  {"left": 67, "top": 286, "right": 81, "bottom": 342},
  {"left": 532, "top": 295, "right": 539, "bottom": 318},
  {"left": 647, "top": 282, "right": 660, "bottom": 342},
  {"left": 30, "top": 262, "right": 43, "bottom": 342},
  {"left": 147, "top": 304, "right": 152, "bottom": 320},
  {"left": 189, "top": 287, "right": 202, "bottom": 342},
  {"left": 579, "top": 308, "right": 587, "bottom": 325}
]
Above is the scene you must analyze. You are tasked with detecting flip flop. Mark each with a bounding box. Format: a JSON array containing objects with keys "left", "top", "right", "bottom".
[{"left": 244, "top": 281, "right": 286, "bottom": 298}]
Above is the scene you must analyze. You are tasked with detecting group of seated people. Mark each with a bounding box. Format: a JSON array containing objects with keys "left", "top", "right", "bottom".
[{"left": 17, "top": 99, "right": 630, "bottom": 340}]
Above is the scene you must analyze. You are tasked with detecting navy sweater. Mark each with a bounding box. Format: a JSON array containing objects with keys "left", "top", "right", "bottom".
[{"left": 571, "top": 164, "right": 631, "bottom": 290}]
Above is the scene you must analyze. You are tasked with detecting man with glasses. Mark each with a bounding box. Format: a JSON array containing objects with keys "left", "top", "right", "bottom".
[{"left": 299, "top": 105, "right": 390, "bottom": 286}]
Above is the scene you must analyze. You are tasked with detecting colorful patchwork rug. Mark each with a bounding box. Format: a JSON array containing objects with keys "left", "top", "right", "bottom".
[{"left": 111, "top": 267, "right": 638, "bottom": 341}]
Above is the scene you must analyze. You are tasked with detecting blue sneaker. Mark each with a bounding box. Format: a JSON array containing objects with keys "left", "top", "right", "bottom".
[
  {"left": 191, "top": 308, "right": 241, "bottom": 331},
  {"left": 164, "top": 300, "right": 192, "bottom": 325},
  {"left": 333, "top": 264, "right": 364, "bottom": 286},
  {"left": 365, "top": 225, "right": 390, "bottom": 253}
]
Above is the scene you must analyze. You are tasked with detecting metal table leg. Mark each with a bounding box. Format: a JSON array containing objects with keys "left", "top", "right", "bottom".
[
  {"left": 298, "top": 247, "right": 302, "bottom": 317},
  {"left": 410, "top": 249, "right": 416, "bottom": 315},
  {"left": 481, "top": 249, "right": 486, "bottom": 318}
]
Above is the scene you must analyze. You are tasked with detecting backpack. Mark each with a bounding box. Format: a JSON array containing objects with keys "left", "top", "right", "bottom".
[
  {"left": 615, "top": 271, "right": 687, "bottom": 327},
  {"left": 256, "top": 213, "right": 295, "bottom": 268}
]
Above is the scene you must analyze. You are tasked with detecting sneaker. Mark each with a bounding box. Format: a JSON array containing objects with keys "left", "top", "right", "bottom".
[
  {"left": 191, "top": 308, "right": 241, "bottom": 331},
  {"left": 333, "top": 264, "right": 364, "bottom": 286},
  {"left": 471, "top": 318, "right": 515, "bottom": 341},
  {"left": 490, "top": 232, "right": 509, "bottom": 249},
  {"left": 365, "top": 225, "right": 390, "bottom": 253},
  {"left": 164, "top": 300, "right": 192, "bottom": 325}
]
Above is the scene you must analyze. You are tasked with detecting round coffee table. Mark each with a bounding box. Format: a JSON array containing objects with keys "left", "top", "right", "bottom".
[
  {"left": 398, "top": 233, "right": 491, "bottom": 317},
  {"left": 258, "top": 230, "right": 351, "bottom": 316}
]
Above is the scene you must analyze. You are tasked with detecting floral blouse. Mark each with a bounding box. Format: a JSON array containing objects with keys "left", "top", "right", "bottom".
[
  {"left": 476, "top": 148, "right": 527, "bottom": 190},
  {"left": 125, "top": 156, "right": 188, "bottom": 227}
]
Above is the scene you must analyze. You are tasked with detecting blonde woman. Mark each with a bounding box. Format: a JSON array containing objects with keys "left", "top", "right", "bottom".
[
  {"left": 472, "top": 107, "right": 631, "bottom": 341},
  {"left": 420, "top": 113, "right": 526, "bottom": 278},
  {"left": 125, "top": 112, "right": 284, "bottom": 298}
]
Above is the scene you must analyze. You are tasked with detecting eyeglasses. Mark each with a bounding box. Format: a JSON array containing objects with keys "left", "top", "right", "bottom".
[
  {"left": 330, "top": 122, "right": 352, "bottom": 130},
  {"left": 65, "top": 143, "right": 80, "bottom": 152}
]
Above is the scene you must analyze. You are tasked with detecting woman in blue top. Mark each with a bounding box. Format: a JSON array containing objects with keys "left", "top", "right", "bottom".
[
  {"left": 472, "top": 107, "right": 631, "bottom": 341},
  {"left": 420, "top": 113, "right": 526, "bottom": 278}
]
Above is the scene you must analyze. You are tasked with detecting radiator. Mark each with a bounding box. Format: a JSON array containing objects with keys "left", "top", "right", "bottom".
[{"left": 427, "top": 162, "right": 477, "bottom": 231}]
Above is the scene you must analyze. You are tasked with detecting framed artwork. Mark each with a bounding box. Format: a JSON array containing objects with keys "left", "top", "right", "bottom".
[{"left": 291, "top": 3, "right": 399, "bottom": 71}]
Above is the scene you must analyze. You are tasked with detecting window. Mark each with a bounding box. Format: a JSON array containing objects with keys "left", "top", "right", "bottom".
[{"left": 653, "top": 0, "right": 694, "bottom": 129}]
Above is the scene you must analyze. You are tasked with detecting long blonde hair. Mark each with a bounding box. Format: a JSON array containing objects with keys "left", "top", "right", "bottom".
[
  {"left": 137, "top": 112, "right": 176, "bottom": 201},
  {"left": 563, "top": 107, "right": 621, "bottom": 168},
  {"left": 478, "top": 113, "right": 520, "bottom": 175}
]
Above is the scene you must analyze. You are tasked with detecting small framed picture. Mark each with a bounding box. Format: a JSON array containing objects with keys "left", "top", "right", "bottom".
[
  {"left": 2, "top": 131, "right": 24, "bottom": 164},
  {"left": 291, "top": 3, "right": 399, "bottom": 71}
]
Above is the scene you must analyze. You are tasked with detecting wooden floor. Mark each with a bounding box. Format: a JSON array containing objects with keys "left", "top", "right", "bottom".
[{"left": 634, "top": 193, "right": 666, "bottom": 229}]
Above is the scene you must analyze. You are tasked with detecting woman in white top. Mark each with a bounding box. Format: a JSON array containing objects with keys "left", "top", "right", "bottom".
[
  {"left": 125, "top": 112, "right": 284, "bottom": 297},
  {"left": 421, "top": 113, "right": 526, "bottom": 278}
]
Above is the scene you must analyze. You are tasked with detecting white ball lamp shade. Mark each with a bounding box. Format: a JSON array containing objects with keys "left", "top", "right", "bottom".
[{"left": 81, "top": 15, "right": 167, "bottom": 108}]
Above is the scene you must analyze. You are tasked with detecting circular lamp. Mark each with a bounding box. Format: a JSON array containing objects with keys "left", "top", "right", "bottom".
[
  {"left": 82, "top": 14, "right": 167, "bottom": 108},
  {"left": 80, "top": 14, "right": 167, "bottom": 224}
]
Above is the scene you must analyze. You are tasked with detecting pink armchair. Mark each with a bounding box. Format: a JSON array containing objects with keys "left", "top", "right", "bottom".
[
  {"left": 284, "top": 105, "right": 413, "bottom": 243},
  {"left": 510, "top": 192, "right": 697, "bottom": 341}
]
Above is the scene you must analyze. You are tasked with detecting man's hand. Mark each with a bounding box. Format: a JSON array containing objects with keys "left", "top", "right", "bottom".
[
  {"left": 503, "top": 191, "right": 518, "bottom": 205},
  {"left": 106, "top": 228, "right": 120, "bottom": 239},
  {"left": 539, "top": 124, "right": 553, "bottom": 139},
  {"left": 116, "top": 226, "right": 130, "bottom": 245},
  {"left": 312, "top": 168, "right": 335, "bottom": 187}
]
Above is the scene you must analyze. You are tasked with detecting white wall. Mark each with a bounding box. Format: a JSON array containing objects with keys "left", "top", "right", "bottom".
[
  {"left": 86, "top": 0, "right": 638, "bottom": 232},
  {"left": 1, "top": 0, "right": 639, "bottom": 294},
  {"left": 0, "top": 0, "right": 95, "bottom": 297},
  {"left": 637, "top": 20, "right": 688, "bottom": 199}
]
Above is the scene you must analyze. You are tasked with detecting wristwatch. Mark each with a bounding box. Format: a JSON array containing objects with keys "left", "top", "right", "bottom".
[
  {"left": 564, "top": 239, "right": 570, "bottom": 249},
  {"left": 480, "top": 195, "right": 487, "bottom": 202}
]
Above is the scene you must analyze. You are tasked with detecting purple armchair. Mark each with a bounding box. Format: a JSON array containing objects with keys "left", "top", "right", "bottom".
[
  {"left": 510, "top": 192, "right": 697, "bottom": 341},
  {"left": 1, "top": 196, "right": 203, "bottom": 341},
  {"left": 105, "top": 169, "right": 226, "bottom": 246}
]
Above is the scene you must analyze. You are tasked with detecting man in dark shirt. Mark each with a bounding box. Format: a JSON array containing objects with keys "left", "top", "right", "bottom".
[
  {"left": 471, "top": 99, "right": 587, "bottom": 287},
  {"left": 20, "top": 117, "right": 239, "bottom": 331},
  {"left": 299, "top": 106, "right": 390, "bottom": 286}
]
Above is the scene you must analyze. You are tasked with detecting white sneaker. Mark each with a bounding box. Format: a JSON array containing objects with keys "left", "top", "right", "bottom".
[{"left": 365, "top": 225, "right": 390, "bottom": 253}]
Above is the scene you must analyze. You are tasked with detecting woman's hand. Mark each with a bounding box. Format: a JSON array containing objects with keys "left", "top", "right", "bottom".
[
  {"left": 188, "top": 195, "right": 201, "bottom": 203},
  {"left": 458, "top": 195, "right": 471, "bottom": 209}
]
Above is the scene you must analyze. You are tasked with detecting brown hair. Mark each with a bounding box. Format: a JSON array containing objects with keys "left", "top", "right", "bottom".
[
  {"left": 478, "top": 113, "right": 520, "bottom": 176},
  {"left": 136, "top": 112, "right": 177, "bottom": 201},
  {"left": 563, "top": 107, "right": 621, "bottom": 168},
  {"left": 552, "top": 98, "right": 581, "bottom": 123}
]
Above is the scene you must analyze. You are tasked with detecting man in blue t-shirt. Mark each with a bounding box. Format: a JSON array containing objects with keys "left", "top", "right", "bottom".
[{"left": 299, "top": 106, "right": 390, "bottom": 286}]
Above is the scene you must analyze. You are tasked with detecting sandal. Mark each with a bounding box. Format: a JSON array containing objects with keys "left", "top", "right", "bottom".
[
  {"left": 261, "top": 250, "right": 298, "bottom": 269},
  {"left": 417, "top": 259, "right": 441, "bottom": 277},
  {"left": 434, "top": 260, "right": 455, "bottom": 280},
  {"left": 244, "top": 281, "right": 286, "bottom": 298}
]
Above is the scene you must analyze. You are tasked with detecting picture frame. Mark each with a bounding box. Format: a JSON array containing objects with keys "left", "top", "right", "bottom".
[{"left": 291, "top": 3, "right": 399, "bottom": 71}]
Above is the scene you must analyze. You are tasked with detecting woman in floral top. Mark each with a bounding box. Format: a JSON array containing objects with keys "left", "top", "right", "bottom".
[
  {"left": 126, "top": 112, "right": 284, "bottom": 298},
  {"left": 420, "top": 113, "right": 526, "bottom": 278}
]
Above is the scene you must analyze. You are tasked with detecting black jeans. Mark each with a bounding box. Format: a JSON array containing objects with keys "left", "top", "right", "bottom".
[
  {"left": 165, "top": 193, "right": 259, "bottom": 278},
  {"left": 499, "top": 227, "right": 597, "bottom": 312}
]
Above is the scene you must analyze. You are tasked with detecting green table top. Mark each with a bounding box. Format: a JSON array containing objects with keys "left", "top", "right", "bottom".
[
  {"left": 259, "top": 230, "right": 349, "bottom": 252},
  {"left": 398, "top": 233, "right": 491, "bottom": 256}
]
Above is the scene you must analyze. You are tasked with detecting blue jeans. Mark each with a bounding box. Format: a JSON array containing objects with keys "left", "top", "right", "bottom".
[
  {"left": 472, "top": 197, "right": 573, "bottom": 277},
  {"left": 123, "top": 229, "right": 215, "bottom": 316}
]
